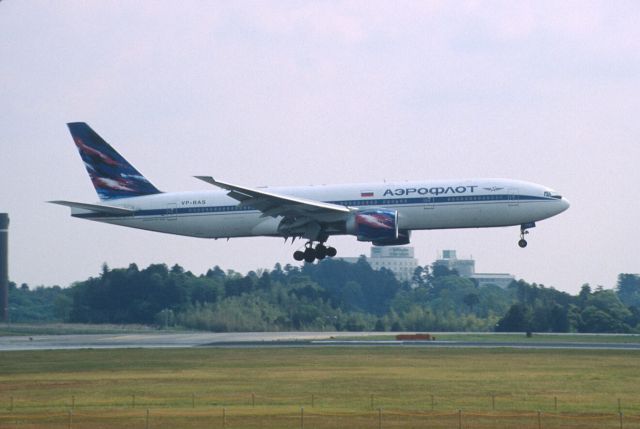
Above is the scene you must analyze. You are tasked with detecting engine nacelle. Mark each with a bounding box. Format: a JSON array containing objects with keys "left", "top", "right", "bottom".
[
  {"left": 372, "top": 230, "right": 411, "bottom": 246},
  {"left": 346, "top": 209, "right": 399, "bottom": 242}
]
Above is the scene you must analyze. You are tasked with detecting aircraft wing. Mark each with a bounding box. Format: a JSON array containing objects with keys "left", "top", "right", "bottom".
[
  {"left": 194, "top": 176, "right": 351, "bottom": 219},
  {"left": 48, "top": 200, "right": 134, "bottom": 216}
]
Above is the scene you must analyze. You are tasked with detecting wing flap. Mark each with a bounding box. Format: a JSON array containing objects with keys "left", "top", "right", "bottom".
[{"left": 194, "top": 176, "right": 351, "bottom": 218}]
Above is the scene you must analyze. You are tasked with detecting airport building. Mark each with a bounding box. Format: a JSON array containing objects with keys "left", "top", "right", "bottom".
[
  {"left": 368, "top": 247, "right": 419, "bottom": 282},
  {"left": 337, "top": 247, "right": 514, "bottom": 288},
  {"left": 433, "top": 250, "right": 515, "bottom": 288},
  {"left": 337, "top": 246, "right": 419, "bottom": 282},
  {"left": 434, "top": 249, "right": 475, "bottom": 277}
]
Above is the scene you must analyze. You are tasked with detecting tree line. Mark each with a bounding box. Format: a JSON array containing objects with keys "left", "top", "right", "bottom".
[{"left": 7, "top": 260, "right": 640, "bottom": 333}]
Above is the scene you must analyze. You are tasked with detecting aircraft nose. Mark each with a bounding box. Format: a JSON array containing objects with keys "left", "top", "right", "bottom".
[{"left": 559, "top": 197, "right": 570, "bottom": 212}]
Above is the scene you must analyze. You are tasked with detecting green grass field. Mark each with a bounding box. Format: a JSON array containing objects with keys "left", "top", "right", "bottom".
[
  {"left": 0, "top": 323, "right": 175, "bottom": 336},
  {"left": 2, "top": 347, "right": 640, "bottom": 428}
]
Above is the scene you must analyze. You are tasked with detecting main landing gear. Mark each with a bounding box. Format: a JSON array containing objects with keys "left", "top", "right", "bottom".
[
  {"left": 293, "top": 242, "right": 337, "bottom": 263},
  {"left": 518, "top": 222, "right": 536, "bottom": 248}
]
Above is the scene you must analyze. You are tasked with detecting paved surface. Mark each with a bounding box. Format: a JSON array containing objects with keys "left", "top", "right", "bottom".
[
  {"left": 2, "top": 332, "right": 640, "bottom": 351},
  {"left": 0, "top": 332, "right": 379, "bottom": 351},
  {"left": 313, "top": 340, "right": 640, "bottom": 350}
]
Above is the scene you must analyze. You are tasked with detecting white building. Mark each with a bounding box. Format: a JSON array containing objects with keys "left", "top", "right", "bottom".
[
  {"left": 336, "top": 248, "right": 514, "bottom": 288},
  {"left": 336, "top": 246, "right": 419, "bottom": 282},
  {"left": 368, "top": 247, "right": 419, "bottom": 282},
  {"left": 469, "top": 273, "right": 516, "bottom": 289},
  {"left": 434, "top": 250, "right": 475, "bottom": 277},
  {"left": 433, "top": 250, "right": 515, "bottom": 288}
]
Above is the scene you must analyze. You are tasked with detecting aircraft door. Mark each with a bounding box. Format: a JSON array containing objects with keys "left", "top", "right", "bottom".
[
  {"left": 508, "top": 188, "right": 519, "bottom": 207},
  {"left": 423, "top": 196, "right": 434, "bottom": 210},
  {"left": 165, "top": 203, "right": 177, "bottom": 220}
]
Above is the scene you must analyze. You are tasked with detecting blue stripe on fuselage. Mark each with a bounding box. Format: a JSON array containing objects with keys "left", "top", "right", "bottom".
[{"left": 72, "top": 193, "right": 553, "bottom": 220}]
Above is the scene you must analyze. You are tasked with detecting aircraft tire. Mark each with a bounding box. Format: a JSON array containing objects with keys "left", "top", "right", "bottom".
[
  {"left": 293, "top": 250, "right": 304, "bottom": 261},
  {"left": 518, "top": 239, "right": 528, "bottom": 248},
  {"left": 326, "top": 247, "right": 337, "bottom": 257},
  {"left": 303, "top": 247, "right": 316, "bottom": 263},
  {"left": 315, "top": 244, "right": 327, "bottom": 260}
]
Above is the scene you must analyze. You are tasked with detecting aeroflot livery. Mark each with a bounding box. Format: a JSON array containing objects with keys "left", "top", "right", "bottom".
[{"left": 51, "top": 123, "right": 570, "bottom": 263}]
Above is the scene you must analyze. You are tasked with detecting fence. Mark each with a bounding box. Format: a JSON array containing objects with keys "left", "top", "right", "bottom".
[
  {"left": 3, "top": 407, "right": 640, "bottom": 429},
  {"left": 3, "top": 392, "right": 640, "bottom": 428},
  {"left": 3, "top": 392, "right": 635, "bottom": 413}
]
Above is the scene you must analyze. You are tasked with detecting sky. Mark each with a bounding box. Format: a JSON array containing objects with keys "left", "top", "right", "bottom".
[{"left": 1, "top": 1, "right": 639, "bottom": 294}]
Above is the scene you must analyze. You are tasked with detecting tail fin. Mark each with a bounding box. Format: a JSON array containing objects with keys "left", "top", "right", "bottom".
[{"left": 67, "top": 122, "right": 161, "bottom": 200}]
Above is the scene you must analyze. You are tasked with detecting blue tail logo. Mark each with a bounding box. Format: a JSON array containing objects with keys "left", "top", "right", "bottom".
[{"left": 67, "top": 122, "right": 161, "bottom": 200}]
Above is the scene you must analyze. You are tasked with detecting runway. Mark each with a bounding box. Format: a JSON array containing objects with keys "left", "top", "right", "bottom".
[
  {"left": 312, "top": 340, "right": 640, "bottom": 350},
  {"left": 0, "top": 332, "right": 378, "bottom": 351},
  {"left": 2, "top": 332, "right": 640, "bottom": 351}
]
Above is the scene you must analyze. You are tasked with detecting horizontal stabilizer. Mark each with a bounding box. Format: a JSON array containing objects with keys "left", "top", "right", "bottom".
[{"left": 48, "top": 200, "right": 134, "bottom": 215}]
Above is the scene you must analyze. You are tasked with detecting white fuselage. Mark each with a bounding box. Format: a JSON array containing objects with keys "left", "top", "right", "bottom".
[{"left": 71, "top": 178, "right": 570, "bottom": 240}]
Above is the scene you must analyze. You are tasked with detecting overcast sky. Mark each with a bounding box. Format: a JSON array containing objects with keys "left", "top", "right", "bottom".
[{"left": 1, "top": 1, "right": 639, "bottom": 294}]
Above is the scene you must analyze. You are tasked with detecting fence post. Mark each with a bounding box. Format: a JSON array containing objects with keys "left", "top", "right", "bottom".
[
  {"left": 554, "top": 396, "right": 557, "bottom": 412},
  {"left": 431, "top": 394, "right": 434, "bottom": 411},
  {"left": 458, "top": 409, "right": 462, "bottom": 429},
  {"left": 378, "top": 407, "right": 382, "bottom": 429},
  {"left": 192, "top": 393, "right": 195, "bottom": 408},
  {"left": 252, "top": 392, "right": 255, "bottom": 408},
  {"left": 312, "top": 394, "right": 314, "bottom": 408},
  {"left": 71, "top": 395, "right": 75, "bottom": 410},
  {"left": 537, "top": 410, "right": 542, "bottom": 429},
  {"left": 300, "top": 407, "right": 304, "bottom": 429},
  {"left": 132, "top": 394, "right": 136, "bottom": 408},
  {"left": 620, "top": 412, "right": 623, "bottom": 429},
  {"left": 492, "top": 394, "right": 495, "bottom": 411},
  {"left": 9, "top": 396, "right": 13, "bottom": 412},
  {"left": 68, "top": 410, "right": 73, "bottom": 429},
  {"left": 145, "top": 409, "right": 149, "bottom": 429},
  {"left": 222, "top": 407, "right": 226, "bottom": 428},
  {"left": 618, "top": 398, "right": 622, "bottom": 413}
]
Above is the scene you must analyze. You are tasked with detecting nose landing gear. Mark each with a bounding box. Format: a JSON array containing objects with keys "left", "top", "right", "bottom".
[
  {"left": 518, "top": 234, "right": 528, "bottom": 248},
  {"left": 293, "top": 241, "right": 337, "bottom": 263},
  {"left": 518, "top": 222, "right": 536, "bottom": 248}
]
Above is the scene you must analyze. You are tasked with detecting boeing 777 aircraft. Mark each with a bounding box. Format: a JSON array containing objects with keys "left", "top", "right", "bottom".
[{"left": 51, "top": 123, "right": 570, "bottom": 263}]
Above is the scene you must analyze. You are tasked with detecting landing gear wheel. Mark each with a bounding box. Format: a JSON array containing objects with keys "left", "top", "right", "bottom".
[
  {"left": 303, "top": 247, "right": 316, "bottom": 263},
  {"left": 293, "top": 240, "right": 336, "bottom": 263},
  {"left": 315, "top": 244, "right": 327, "bottom": 260},
  {"left": 518, "top": 223, "right": 533, "bottom": 249}
]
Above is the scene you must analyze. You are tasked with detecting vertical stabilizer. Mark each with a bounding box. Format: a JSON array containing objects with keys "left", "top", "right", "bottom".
[{"left": 67, "top": 122, "right": 161, "bottom": 200}]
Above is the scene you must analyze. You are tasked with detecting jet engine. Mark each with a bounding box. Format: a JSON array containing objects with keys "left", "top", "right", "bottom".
[
  {"left": 372, "top": 229, "right": 411, "bottom": 246},
  {"left": 346, "top": 209, "right": 399, "bottom": 242}
]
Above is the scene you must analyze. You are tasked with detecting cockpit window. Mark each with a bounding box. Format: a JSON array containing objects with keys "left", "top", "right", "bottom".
[{"left": 544, "top": 191, "right": 562, "bottom": 199}]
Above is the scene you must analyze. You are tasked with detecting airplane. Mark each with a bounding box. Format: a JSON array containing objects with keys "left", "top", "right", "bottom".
[{"left": 50, "top": 123, "right": 570, "bottom": 263}]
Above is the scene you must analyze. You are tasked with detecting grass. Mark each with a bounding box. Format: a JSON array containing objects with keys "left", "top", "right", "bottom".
[
  {"left": 0, "top": 323, "right": 185, "bottom": 336},
  {"left": 1, "top": 347, "right": 640, "bottom": 427}
]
